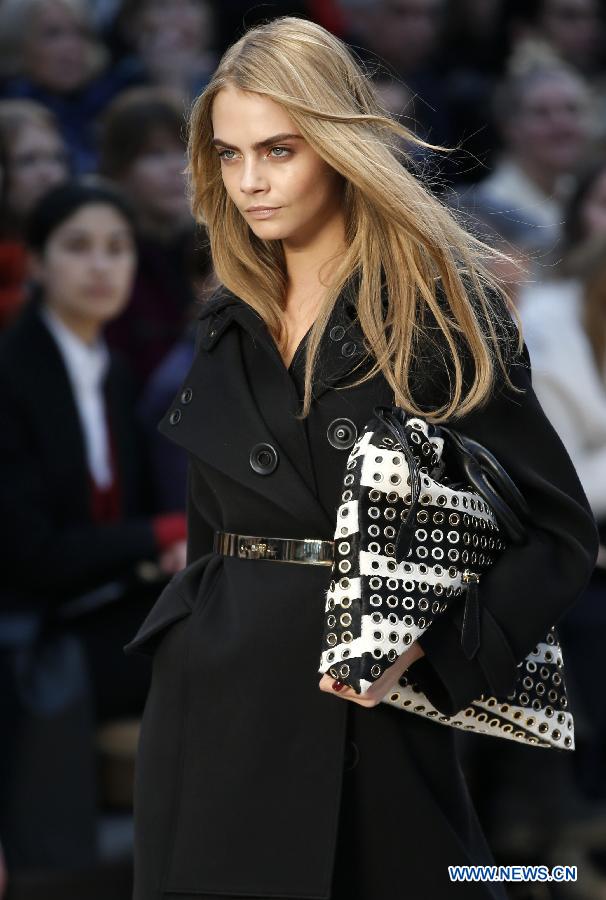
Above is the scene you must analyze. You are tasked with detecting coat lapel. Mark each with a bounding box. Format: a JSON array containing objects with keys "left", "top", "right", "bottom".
[
  {"left": 157, "top": 285, "right": 374, "bottom": 535},
  {"left": 18, "top": 303, "right": 91, "bottom": 518}
]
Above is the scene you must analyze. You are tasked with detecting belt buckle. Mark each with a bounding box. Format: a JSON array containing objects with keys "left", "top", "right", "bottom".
[{"left": 239, "top": 537, "right": 279, "bottom": 560}]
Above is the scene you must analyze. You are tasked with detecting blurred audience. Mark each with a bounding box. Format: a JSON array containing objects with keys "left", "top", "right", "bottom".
[
  {"left": 453, "top": 41, "right": 593, "bottom": 274},
  {"left": 0, "top": 0, "right": 604, "bottom": 893},
  {"left": 115, "top": 0, "right": 219, "bottom": 104},
  {"left": 484, "top": 168, "right": 606, "bottom": 898},
  {"left": 99, "top": 86, "right": 211, "bottom": 391},
  {"left": 0, "top": 0, "right": 139, "bottom": 173},
  {"left": 0, "top": 100, "right": 70, "bottom": 328},
  {"left": 344, "top": 0, "right": 454, "bottom": 150},
  {"left": 504, "top": 0, "right": 605, "bottom": 78}
]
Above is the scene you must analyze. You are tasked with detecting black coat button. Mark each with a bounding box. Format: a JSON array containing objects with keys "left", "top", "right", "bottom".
[
  {"left": 169, "top": 409, "right": 181, "bottom": 425},
  {"left": 330, "top": 325, "right": 345, "bottom": 341},
  {"left": 344, "top": 740, "right": 359, "bottom": 771},
  {"left": 341, "top": 340, "right": 357, "bottom": 357},
  {"left": 181, "top": 387, "right": 193, "bottom": 404},
  {"left": 249, "top": 442, "right": 279, "bottom": 475},
  {"left": 327, "top": 417, "right": 357, "bottom": 450}
]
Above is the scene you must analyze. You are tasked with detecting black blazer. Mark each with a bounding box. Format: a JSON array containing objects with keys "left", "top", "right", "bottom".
[
  {"left": 0, "top": 299, "right": 158, "bottom": 616},
  {"left": 125, "top": 283, "right": 599, "bottom": 899}
]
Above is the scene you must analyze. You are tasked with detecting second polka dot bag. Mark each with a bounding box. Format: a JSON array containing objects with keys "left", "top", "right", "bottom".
[{"left": 317, "top": 405, "right": 575, "bottom": 751}]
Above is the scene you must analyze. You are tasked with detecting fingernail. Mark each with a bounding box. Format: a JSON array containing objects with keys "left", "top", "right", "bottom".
[{"left": 332, "top": 679, "right": 345, "bottom": 691}]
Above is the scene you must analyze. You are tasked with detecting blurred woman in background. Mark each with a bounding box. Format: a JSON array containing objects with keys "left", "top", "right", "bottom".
[
  {"left": 0, "top": 178, "right": 187, "bottom": 872},
  {"left": 456, "top": 41, "right": 593, "bottom": 273}
]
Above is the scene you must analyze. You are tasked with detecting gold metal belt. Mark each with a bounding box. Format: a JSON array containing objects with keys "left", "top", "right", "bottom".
[{"left": 213, "top": 531, "right": 335, "bottom": 565}]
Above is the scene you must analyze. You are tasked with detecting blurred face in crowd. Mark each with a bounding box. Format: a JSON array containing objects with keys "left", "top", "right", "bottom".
[
  {"left": 7, "top": 122, "right": 69, "bottom": 219},
  {"left": 504, "top": 73, "right": 590, "bottom": 179},
  {"left": 457, "top": 0, "right": 501, "bottom": 38},
  {"left": 211, "top": 84, "right": 345, "bottom": 250},
  {"left": 364, "top": 0, "right": 445, "bottom": 74},
  {"left": 32, "top": 204, "right": 137, "bottom": 338},
  {"left": 23, "top": 0, "right": 93, "bottom": 94},
  {"left": 538, "top": 0, "right": 603, "bottom": 72},
  {"left": 118, "top": 128, "right": 190, "bottom": 232},
  {"left": 579, "top": 168, "right": 606, "bottom": 239},
  {"left": 134, "top": 0, "right": 214, "bottom": 57}
]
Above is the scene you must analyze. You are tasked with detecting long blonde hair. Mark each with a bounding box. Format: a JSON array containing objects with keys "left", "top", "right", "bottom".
[{"left": 186, "top": 16, "right": 524, "bottom": 422}]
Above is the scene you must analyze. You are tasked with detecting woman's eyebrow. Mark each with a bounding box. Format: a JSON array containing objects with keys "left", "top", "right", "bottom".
[{"left": 211, "top": 132, "right": 303, "bottom": 151}]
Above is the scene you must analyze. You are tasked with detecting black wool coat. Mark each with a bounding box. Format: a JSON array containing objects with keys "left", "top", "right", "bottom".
[{"left": 125, "top": 284, "right": 599, "bottom": 900}]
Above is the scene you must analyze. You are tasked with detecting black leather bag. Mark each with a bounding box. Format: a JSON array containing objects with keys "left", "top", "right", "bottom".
[{"left": 318, "top": 405, "right": 575, "bottom": 751}]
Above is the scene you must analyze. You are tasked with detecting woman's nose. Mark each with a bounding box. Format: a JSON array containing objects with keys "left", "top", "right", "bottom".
[{"left": 240, "top": 157, "right": 268, "bottom": 193}]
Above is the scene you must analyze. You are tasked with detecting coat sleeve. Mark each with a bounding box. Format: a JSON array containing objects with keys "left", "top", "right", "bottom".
[{"left": 406, "top": 337, "right": 600, "bottom": 717}]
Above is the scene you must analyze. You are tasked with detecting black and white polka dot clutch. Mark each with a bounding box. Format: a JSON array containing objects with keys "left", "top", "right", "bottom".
[{"left": 318, "top": 405, "right": 575, "bottom": 751}]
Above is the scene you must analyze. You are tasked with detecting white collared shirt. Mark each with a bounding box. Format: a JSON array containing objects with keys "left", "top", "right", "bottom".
[{"left": 41, "top": 304, "right": 113, "bottom": 488}]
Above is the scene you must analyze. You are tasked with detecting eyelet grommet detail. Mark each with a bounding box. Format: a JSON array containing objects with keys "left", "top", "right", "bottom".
[
  {"left": 327, "top": 417, "right": 358, "bottom": 450},
  {"left": 180, "top": 387, "right": 193, "bottom": 404},
  {"left": 169, "top": 409, "right": 181, "bottom": 425},
  {"left": 330, "top": 325, "right": 345, "bottom": 341},
  {"left": 249, "top": 442, "right": 279, "bottom": 475},
  {"left": 341, "top": 340, "right": 357, "bottom": 357}
]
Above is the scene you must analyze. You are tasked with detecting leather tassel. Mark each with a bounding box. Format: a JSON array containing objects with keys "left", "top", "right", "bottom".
[
  {"left": 395, "top": 515, "right": 415, "bottom": 563},
  {"left": 460, "top": 572, "right": 481, "bottom": 660}
]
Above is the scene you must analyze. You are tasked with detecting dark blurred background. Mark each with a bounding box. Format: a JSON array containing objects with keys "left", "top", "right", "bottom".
[{"left": 1, "top": 2, "right": 606, "bottom": 898}]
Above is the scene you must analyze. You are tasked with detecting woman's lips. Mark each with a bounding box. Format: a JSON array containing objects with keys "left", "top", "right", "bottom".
[{"left": 246, "top": 207, "right": 281, "bottom": 219}]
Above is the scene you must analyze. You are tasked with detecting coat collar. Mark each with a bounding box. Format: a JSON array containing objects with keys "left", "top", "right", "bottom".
[
  {"left": 195, "top": 279, "right": 377, "bottom": 402},
  {"left": 157, "top": 280, "right": 383, "bottom": 535}
]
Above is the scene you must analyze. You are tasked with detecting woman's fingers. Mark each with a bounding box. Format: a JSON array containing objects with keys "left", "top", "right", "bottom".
[
  {"left": 318, "top": 641, "right": 426, "bottom": 707},
  {"left": 318, "top": 673, "right": 379, "bottom": 706}
]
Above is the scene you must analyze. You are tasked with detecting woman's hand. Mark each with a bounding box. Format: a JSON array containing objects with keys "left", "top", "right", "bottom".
[{"left": 318, "top": 641, "right": 425, "bottom": 707}]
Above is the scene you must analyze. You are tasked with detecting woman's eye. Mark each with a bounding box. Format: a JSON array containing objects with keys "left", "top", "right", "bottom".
[
  {"left": 268, "top": 146, "right": 291, "bottom": 158},
  {"left": 64, "top": 238, "right": 89, "bottom": 253},
  {"left": 217, "top": 149, "right": 237, "bottom": 161}
]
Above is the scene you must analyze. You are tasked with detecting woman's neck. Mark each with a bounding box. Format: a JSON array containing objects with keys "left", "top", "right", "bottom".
[
  {"left": 281, "top": 213, "right": 347, "bottom": 319},
  {"left": 45, "top": 302, "right": 102, "bottom": 347}
]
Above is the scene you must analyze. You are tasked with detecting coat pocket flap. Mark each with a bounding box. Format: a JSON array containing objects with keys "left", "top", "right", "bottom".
[{"left": 123, "top": 553, "right": 213, "bottom": 657}]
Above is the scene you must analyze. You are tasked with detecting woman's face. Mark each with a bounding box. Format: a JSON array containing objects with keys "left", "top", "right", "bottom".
[
  {"left": 505, "top": 73, "right": 590, "bottom": 176},
  {"left": 33, "top": 203, "right": 137, "bottom": 328},
  {"left": 24, "top": 0, "right": 91, "bottom": 94},
  {"left": 135, "top": 0, "right": 213, "bottom": 57},
  {"left": 580, "top": 168, "right": 606, "bottom": 239},
  {"left": 120, "top": 129, "right": 190, "bottom": 229},
  {"left": 211, "top": 84, "right": 345, "bottom": 249},
  {"left": 8, "top": 122, "right": 69, "bottom": 219}
]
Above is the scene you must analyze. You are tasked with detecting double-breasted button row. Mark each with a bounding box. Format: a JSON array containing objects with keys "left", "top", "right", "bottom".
[
  {"left": 328, "top": 322, "right": 358, "bottom": 358},
  {"left": 249, "top": 442, "right": 279, "bottom": 475},
  {"left": 326, "top": 417, "right": 358, "bottom": 450},
  {"left": 168, "top": 386, "right": 194, "bottom": 425}
]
